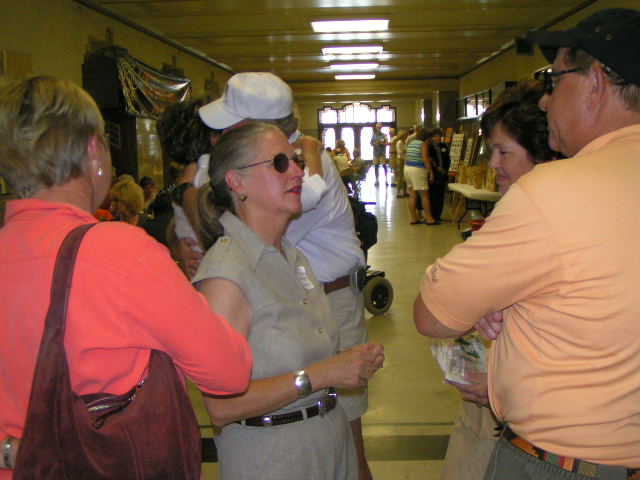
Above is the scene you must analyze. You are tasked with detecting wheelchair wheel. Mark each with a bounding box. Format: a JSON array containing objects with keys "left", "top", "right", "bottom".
[{"left": 363, "top": 276, "right": 393, "bottom": 315}]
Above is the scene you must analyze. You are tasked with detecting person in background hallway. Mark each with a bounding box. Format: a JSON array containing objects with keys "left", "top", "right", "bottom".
[
  {"left": 404, "top": 127, "right": 438, "bottom": 225},
  {"left": 139, "top": 175, "right": 156, "bottom": 215},
  {"left": 395, "top": 129, "right": 409, "bottom": 198},
  {"left": 198, "top": 71, "right": 374, "bottom": 480},
  {"left": 439, "top": 79, "right": 559, "bottom": 480},
  {"left": 109, "top": 176, "right": 144, "bottom": 225},
  {"left": 427, "top": 129, "right": 450, "bottom": 222},
  {"left": 415, "top": 9, "right": 640, "bottom": 480},
  {"left": 139, "top": 190, "right": 174, "bottom": 247},
  {"left": 370, "top": 122, "right": 388, "bottom": 186},
  {"left": 191, "top": 122, "right": 385, "bottom": 480},
  {"left": 332, "top": 138, "right": 352, "bottom": 172},
  {"left": 0, "top": 76, "right": 252, "bottom": 477},
  {"left": 388, "top": 127, "right": 398, "bottom": 186}
]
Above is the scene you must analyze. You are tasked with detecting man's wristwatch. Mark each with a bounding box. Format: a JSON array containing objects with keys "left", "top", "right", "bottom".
[{"left": 293, "top": 370, "right": 312, "bottom": 398}]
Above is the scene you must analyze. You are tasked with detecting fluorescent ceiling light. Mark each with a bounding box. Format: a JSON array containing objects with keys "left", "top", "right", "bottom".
[
  {"left": 311, "top": 19, "right": 389, "bottom": 33},
  {"left": 335, "top": 74, "right": 376, "bottom": 80},
  {"left": 330, "top": 63, "right": 379, "bottom": 71},
  {"left": 322, "top": 46, "right": 383, "bottom": 55}
]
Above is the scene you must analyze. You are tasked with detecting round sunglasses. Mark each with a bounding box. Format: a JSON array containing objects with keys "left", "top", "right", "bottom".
[{"left": 236, "top": 153, "right": 302, "bottom": 173}]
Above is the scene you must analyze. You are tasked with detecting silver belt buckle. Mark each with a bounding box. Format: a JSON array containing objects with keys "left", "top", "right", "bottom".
[
  {"left": 318, "top": 390, "right": 327, "bottom": 417},
  {"left": 318, "top": 388, "right": 336, "bottom": 417}
]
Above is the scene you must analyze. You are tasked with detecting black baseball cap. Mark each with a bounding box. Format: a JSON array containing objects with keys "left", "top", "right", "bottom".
[{"left": 525, "top": 8, "right": 640, "bottom": 87}]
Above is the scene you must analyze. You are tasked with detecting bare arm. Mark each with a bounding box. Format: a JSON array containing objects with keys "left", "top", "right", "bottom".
[
  {"left": 413, "top": 293, "right": 471, "bottom": 338},
  {"left": 293, "top": 135, "right": 323, "bottom": 178},
  {"left": 198, "top": 277, "right": 384, "bottom": 426},
  {"left": 421, "top": 142, "right": 434, "bottom": 179},
  {"left": 168, "top": 234, "right": 203, "bottom": 279},
  {"left": 174, "top": 162, "right": 200, "bottom": 232}
]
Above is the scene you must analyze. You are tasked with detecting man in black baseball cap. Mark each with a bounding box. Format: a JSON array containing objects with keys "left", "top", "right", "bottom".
[
  {"left": 414, "top": 8, "right": 640, "bottom": 480},
  {"left": 525, "top": 8, "right": 640, "bottom": 157}
]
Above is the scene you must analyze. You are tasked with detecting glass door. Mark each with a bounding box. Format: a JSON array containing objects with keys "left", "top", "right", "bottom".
[
  {"left": 359, "top": 126, "right": 374, "bottom": 160},
  {"left": 340, "top": 127, "right": 355, "bottom": 157}
]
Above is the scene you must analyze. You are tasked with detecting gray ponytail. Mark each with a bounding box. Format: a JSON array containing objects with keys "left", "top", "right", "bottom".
[{"left": 193, "top": 122, "right": 282, "bottom": 249}]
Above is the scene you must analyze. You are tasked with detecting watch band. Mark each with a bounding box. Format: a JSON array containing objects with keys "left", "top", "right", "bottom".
[{"left": 293, "top": 370, "right": 312, "bottom": 398}]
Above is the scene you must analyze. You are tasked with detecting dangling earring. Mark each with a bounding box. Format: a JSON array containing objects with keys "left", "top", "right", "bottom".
[
  {"left": 96, "top": 168, "right": 104, "bottom": 177},
  {"left": 239, "top": 192, "right": 248, "bottom": 202}
]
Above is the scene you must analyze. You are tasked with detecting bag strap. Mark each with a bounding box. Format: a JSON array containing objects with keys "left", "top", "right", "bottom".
[
  {"left": 43, "top": 223, "right": 96, "bottom": 340},
  {"left": 20, "top": 223, "right": 96, "bottom": 423}
]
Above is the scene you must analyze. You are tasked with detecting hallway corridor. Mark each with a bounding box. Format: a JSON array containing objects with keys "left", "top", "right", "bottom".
[{"left": 195, "top": 170, "right": 471, "bottom": 479}]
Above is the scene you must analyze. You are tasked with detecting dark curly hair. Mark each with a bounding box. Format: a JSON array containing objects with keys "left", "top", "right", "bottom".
[
  {"left": 156, "top": 96, "right": 219, "bottom": 165},
  {"left": 481, "top": 80, "right": 559, "bottom": 164}
]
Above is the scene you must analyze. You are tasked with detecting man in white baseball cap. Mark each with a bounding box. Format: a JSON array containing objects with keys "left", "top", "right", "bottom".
[{"left": 199, "top": 72, "right": 293, "bottom": 129}]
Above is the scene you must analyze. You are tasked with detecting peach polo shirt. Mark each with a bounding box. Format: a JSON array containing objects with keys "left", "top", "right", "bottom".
[
  {"left": 0, "top": 199, "right": 252, "bottom": 479},
  {"left": 421, "top": 125, "right": 640, "bottom": 467}
]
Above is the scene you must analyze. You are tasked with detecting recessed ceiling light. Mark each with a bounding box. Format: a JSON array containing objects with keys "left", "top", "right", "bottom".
[
  {"left": 322, "top": 46, "right": 383, "bottom": 55},
  {"left": 311, "top": 19, "right": 389, "bottom": 33},
  {"left": 335, "top": 74, "right": 376, "bottom": 80},
  {"left": 330, "top": 63, "right": 379, "bottom": 71}
]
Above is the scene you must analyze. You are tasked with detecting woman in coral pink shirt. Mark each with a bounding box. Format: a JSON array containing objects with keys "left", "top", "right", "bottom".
[{"left": 0, "top": 76, "right": 252, "bottom": 478}]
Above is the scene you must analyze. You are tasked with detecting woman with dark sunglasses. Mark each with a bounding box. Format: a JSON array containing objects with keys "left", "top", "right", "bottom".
[{"left": 192, "top": 122, "right": 385, "bottom": 480}]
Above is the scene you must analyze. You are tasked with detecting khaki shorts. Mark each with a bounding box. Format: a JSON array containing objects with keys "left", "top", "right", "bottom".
[
  {"left": 404, "top": 165, "right": 429, "bottom": 191},
  {"left": 372, "top": 155, "right": 387, "bottom": 166},
  {"left": 389, "top": 152, "right": 398, "bottom": 169}
]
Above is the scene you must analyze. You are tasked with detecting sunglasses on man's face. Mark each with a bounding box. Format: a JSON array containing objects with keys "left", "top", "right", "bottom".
[
  {"left": 236, "top": 153, "right": 300, "bottom": 173},
  {"left": 543, "top": 67, "right": 586, "bottom": 95}
]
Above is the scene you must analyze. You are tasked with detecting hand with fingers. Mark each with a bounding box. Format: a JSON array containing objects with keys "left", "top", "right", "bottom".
[
  {"left": 308, "top": 342, "right": 385, "bottom": 390},
  {"left": 176, "top": 237, "right": 204, "bottom": 279},
  {"left": 446, "top": 371, "right": 489, "bottom": 406},
  {"left": 475, "top": 310, "right": 504, "bottom": 341}
]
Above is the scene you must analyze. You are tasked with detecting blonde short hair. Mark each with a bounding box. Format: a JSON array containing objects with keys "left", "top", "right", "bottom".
[
  {"left": 0, "top": 76, "right": 106, "bottom": 198},
  {"left": 110, "top": 178, "right": 144, "bottom": 218}
]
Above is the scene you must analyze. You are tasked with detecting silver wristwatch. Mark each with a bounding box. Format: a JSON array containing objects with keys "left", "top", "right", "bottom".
[{"left": 293, "top": 370, "right": 312, "bottom": 398}]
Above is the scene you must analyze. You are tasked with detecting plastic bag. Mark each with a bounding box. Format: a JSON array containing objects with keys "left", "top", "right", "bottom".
[{"left": 428, "top": 334, "right": 487, "bottom": 385}]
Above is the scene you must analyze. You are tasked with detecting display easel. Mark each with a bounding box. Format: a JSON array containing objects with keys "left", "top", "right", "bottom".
[{"left": 448, "top": 119, "right": 484, "bottom": 223}]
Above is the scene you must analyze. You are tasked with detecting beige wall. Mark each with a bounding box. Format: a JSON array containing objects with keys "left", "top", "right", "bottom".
[
  {"left": 0, "top": 0, "right": 231, "bottom": 96},
  {"left": 459, "top": 0, "right": 638, "bottom": 97}
]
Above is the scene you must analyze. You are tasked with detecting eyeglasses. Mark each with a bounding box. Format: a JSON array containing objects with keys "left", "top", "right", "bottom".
[
  {"left": 236, "top": 153, "right": 299, "bottom": 173},
  {"left": 543, "top": 67, "right": 586, "bottom": 95}
]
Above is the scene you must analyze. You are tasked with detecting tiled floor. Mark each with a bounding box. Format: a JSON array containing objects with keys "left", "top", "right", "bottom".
[{"left": 192, "top": 168, "right": 468, "bottom": 479}]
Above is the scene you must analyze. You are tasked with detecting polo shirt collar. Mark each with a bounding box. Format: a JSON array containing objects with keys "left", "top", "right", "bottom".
[{"left": 219, "top": 210, "right": 296, "bottom": 271}]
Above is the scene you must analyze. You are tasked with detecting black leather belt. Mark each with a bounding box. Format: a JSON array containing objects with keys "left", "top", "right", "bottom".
[
  {"left": 237, "top": 388, "right": 337, "bottom": 427},
  {"left": 323, "top": 275, "right": 350, "bottom": 295}
]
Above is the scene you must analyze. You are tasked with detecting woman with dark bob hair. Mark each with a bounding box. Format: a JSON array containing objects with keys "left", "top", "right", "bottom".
[
  {"left": 439, "top": 80, "right": 560, "bottom": 480},
  {"left": 191, "top": 121, "right": 385, "bottom": 480},
  {"left": 0, "top": 76, "right": 252, "bottom": 477},
  {"left": 480, "top": 80, "right": 559, "bottom": 194}
]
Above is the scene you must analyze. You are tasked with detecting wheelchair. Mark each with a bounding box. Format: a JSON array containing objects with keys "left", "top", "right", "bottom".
[{"left": 348, "top": 192, "right": 394, "bottom": 316}]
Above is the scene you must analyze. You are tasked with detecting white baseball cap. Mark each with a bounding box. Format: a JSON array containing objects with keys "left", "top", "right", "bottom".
[{"left": 199, "top": 72, "right": 293, "bottom": 129}]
